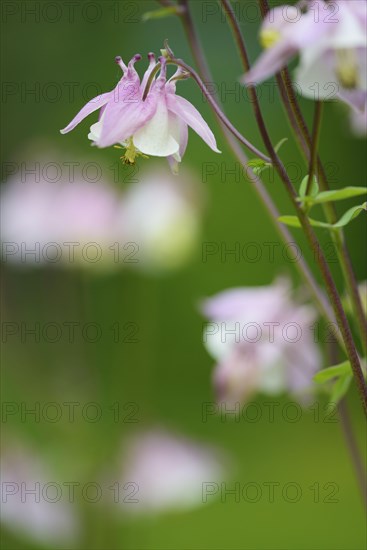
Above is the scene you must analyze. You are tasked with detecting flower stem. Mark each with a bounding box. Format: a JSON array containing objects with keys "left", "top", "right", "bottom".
[
  {"left": 142, "top": 63, "right": 162, "bottom": 100},
  {"left": 168, "top": 56, "right": 272, "bottom": 162},
  {"left": 338, "top": 399, "right": 367, "bottom": 508},
  {"left": 258, "top": 0, "right": 367, "bottom": 356},
  {"left": 145, "top": 47, "right": 271, "bottom": 163},
  {"left": 220, "top": 0, "right": 367, "bottom": 415},
  {"left": 327, "top": 341, "right": 367, "bottom": 509},
  {"left": 282, "top": 66, "right": 367, "bottom": 356},
  {"left": 306, "top": 101, "right": 323, "bottom": 196}
]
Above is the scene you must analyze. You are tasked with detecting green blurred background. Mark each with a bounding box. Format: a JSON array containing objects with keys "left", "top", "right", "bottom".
[{"left": 1, "top": 1, "right": 366, "bottom": 549}]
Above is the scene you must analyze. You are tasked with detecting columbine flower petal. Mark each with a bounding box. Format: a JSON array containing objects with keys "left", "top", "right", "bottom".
[
  {"left": 98, "top": 93, "right": 158, "bottom": 148},
  {"left": 141, "top": 52, "right": 157, "bottom": 91},
  {"left": 97, "top": 54, "right": 146, "bottom": 147},
  {"left": 60, "top": 92, "right": 111, "bottom": 134},
  {"left": 244, "top": 42, "right": 297, "bottom": 85},
  {"left": 167, "top": 118, "right": 189, "bottom": 175},
  {"left": 244, "top": 2, "right": 334, "bottom": 85},
  {"left": 166, "top": 94, "right": 221, "bottom": 153}
]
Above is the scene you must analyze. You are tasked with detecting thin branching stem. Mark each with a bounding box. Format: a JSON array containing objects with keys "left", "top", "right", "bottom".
[
  {"left": 176, "top": 0, "right": 337, "bottom": 342},
  {"left": 220, "top": 0, "right": 367, "bottom": 415},
  {"left": 258, "top": 0, "right": 367, "bottom": 355},
  {"left": 306, "top": 101, "right": 323, "bottom": 196},
  {"left": 142, "top": 55, "right": 271, "bottom": 162}
]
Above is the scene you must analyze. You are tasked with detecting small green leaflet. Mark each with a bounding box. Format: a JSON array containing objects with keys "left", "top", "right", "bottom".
[
  {"left": 313, "top": 361, "right": 353, "bottom": 405},
  {"left": 274, "top": 137, "right": 288, "bottom": 154},
  {"left": 247, "top": 137, "right": 287, "bottom": 177},
  {"left": 299, "top": 175, "right": 319, "bottom": 199},
  {"left": 246, "top": 158, "right": 271, "bottom": 176},
  {"left": 329, "top": 374, "right": 353, "bottom": 405},
  {"left": 278, "top": 202, "right": 367, "bottom": 229},
  {"left": 313, "top": 361, "right": 351, "bottom": 383},
  {"left": 277, "top": 216, "right": 303, "bottom": 228},
  {"left": 300, "top": 186, "right": 367, "bottom": 205},
  {"left": 333, "top": 202, "right": 367, "bottom": 228},
  {"left": 143, "top": 6, "right": 183, "bottom": 21}
]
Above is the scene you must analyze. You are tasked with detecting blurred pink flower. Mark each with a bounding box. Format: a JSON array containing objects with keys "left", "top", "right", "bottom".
[
  {"left": 201, "top": 278, "right": 321, "bottom": 406},
  {"left": 243, "top": 0, "right": 367, "bottom": 111},
  {"left": 61, "top": 54, "right": 220, "bottom": 169},
  {"left": 1, "top": 177, "right": 122, "bottom": 270},
  {"left": 1, "top": 165, "right": 202, "bottom": 272},
  {"left": 1, "top": 441, "right": 79, "bottom": 547},
  {"left": 119, "top": 430, "right": 226, "bottom": 514}
]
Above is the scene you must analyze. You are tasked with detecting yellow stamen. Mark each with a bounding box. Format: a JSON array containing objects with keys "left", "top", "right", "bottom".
[
  {"left": 335, "top": 48, "right": 359, "bottom": 89},
  {"left": 260, "top": 29, "right": 281, "bottom": 49},
  {"left": 117, "top": 137, "right": 149, "bottom": 165}
]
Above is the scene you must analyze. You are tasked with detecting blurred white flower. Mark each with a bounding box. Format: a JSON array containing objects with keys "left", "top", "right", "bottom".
[
  {"left": 119, "top": 430, "right": 226, "bottom": 514},
  {"left": 1, "top": 162, "right": 202, "bottom": 272},
  {"left": 118, "top": 172, "right": 201, "bottom": 271},
  {"left": 201, "top": 278, "right": 321, "bottom": 406},
  {"left": 1, "top": 441, "right": 80, "bottom": 547}
]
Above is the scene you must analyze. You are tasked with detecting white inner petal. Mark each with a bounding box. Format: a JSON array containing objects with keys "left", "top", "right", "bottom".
[
  {"left": 133, "top": 99, "right": 180, "bottom": 157},
  {"left": 88, "top": 110, "right": 106, "bottom": 143},
  {"left": 88, "top": 120, "right": 102, "bottom": 142},
  {"left": 295, "top": 49, "right": 337, "bottom": 100}
]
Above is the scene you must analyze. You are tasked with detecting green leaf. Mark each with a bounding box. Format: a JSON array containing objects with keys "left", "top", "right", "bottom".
[
  {"left": 332, "top": 202, "right": 367, "bottom": 228},
  {"left": 142, "top": 6, "right": 182, "bottom": 21},
  {"left": 301, "top": 186, "right": 367, "bottom": 205},
  {"left": 274, "top": 137, "right": 288, "bottom": 154},
  {"left": 313, "top": 361, "right": 351, "bottom": 383},
  {"left": 313, "top": 361, "right": 353, "bottom": 404},
  {"left": 279, "top": 202, "right": 366, "bottom": 230},
  {"left": 246, "top": 158, "right": 272, "bottom": 176},
  {"left": 329, "top": 374, "right": 353, "bottom": 405},
  {"left": 247, "top": 159, "right": 266, "bottom": 168},
  {"left": 277, "top": 215, "right": 302, "bottom": 228},
  {"left": 299, "top": 175, "right": 319, "bottom": 198}
]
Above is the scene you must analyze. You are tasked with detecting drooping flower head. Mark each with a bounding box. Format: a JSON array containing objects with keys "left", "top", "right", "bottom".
[
  {"left": 61, "top": 52, "right": 220, "bottom": 171},
  {"left": 243, "top": 0, "right": 367, "bottom": 112}
]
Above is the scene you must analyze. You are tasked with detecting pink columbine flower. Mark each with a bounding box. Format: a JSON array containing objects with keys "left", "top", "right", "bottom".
[
  {"left": 61, "top": 53, "right": 220, "bottom": 170},
  {"left": 201, "top": 278, "right": 321, "bottom": 406},
  {"left": 118, "top": 430, "right": 226, "bottom": 514},
  {"left": 243, "top": 0, "right": 367, "bottom": 112}
]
